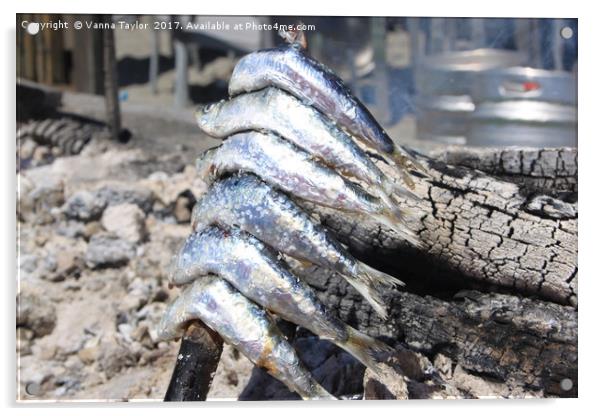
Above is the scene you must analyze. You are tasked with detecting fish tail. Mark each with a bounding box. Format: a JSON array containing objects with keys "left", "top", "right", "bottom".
[
  {"left": 301, "top": 383, "right": 339, "bottom": 400},
  {"left": 357, "top": 261, "right": 405, "bottom": 289},
  {"left": 337, "top": 326, "right": 393, "bottom": 375},
  {"left": 393, "top": 144, "right": 429, "bottom": 175},
  {"left": 372, "top": 187, "right": 415, "bottom": 220},
  {"left": 381, "top": 177, "right": 421, "bottom": 203},
  {"left": 386, "top": 147, "right": 430, "bottom": 189},
  {"left": 371, "top": 211, "right": 425, "bottom": 249},
  {"left": 340, "top": 271, "right": 389, "bottom": 319}
]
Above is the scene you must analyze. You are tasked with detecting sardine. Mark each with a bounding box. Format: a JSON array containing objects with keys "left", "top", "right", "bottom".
[
  {"left": 227, "top": 45, "right": 425, "bottom": 183},
  {"left": 169, "top": 226, "right": 392, "bottom": 374},
  {"left": 196, "top": 131, "right": 422, "bottom": 247},
  {"left": 158, "top": 277, "right": 336, "bottom": 400},
  {"left": 195, "top": 87, "right": 417, "bottom": 202},
  {"left": 191, "top": 174, "right": 400, "bottom": 317}
]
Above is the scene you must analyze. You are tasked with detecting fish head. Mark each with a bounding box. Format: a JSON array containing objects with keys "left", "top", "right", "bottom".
[
  {"left": 167, "top": 232, "right": 204, "bottom": 287},
  {"left": 196, "top": 147, "right": 219, "bottom": 182},
  {"left": 194, "top": 102, "right": 221, "bottom": 132}
]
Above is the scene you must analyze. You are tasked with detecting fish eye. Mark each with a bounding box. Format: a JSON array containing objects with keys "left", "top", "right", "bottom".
[{"left": 202, "top": 103, "right": 217, "bottom": 113}]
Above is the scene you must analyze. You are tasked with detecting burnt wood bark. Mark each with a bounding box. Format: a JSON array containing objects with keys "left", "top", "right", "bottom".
[
  {"left": 294, "top": 264, "right": 577, "bottom": 398},
  {"left": 287, "top": 146, "right": 577, "bottom": 398},
  {"left": 304, "top": 147, "right": 577, "bottom": 307}
]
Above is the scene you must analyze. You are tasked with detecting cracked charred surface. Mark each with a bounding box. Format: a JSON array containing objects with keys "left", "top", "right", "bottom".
[
  {"left": 431, "top": 147, "right": 578, "bottom": 196},
  {"left": 303, "top": 147, "right": 577, "bottom": 307},
  {"left": 294, "top": 264, "right": 578, "bottom": 397}
]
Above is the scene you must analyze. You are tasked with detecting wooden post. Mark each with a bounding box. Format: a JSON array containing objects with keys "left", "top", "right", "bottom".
[
  {"left": 149, "top": 17, "right": 159, "bottom": 95},
  {"left": 102, "top": 16, "right": 121, "bottom": 141},
  {"left": 73, "top": 15, "right": 105, "bottom": 94},
  {"left": 164, "top": 321, "right": 224, "bottom": 401},
  {"left": 173, "top": 38, "right": 189, "bottom": 108},
  {"left": 371, "top": 17, "right": 389, "bottom": 125}
]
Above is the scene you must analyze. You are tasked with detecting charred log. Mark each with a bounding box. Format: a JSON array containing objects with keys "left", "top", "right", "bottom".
[{"left": 303, "top": 147, "right": 577, "bottom": 307}]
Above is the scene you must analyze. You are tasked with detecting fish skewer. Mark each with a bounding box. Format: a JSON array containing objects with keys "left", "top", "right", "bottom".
[
  {"left": 168, "top": 226, "right": 393, "bottom": 373},
  {"left": 158, "top": 277, "right": 336, "bottom": 400},
  {"left": 192, "top": 174, "right": 401, "bottom": 317},
  {"left": 195, "top": 87, "right": 417, "bottom": 202},
  {"left": 196, "top": 131, "right": 422, "bottom": 247},
  {"left": 227, "top": 45, "right": 426, "bottom": 185}
]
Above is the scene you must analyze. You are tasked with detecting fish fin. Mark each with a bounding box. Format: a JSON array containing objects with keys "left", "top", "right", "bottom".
[
  {"left": 372, "top": 211, "right": 426, "bottom": 250},
  {"left": 339, "top": 271, "right": 389, "bottom": 319},
  {"left": 357, "top": 261, "right": 405, "bottom": 289},
  {"left": 401, "top": 169, "right": 416, "bottom": 190},
  {"left": 302, "top": 383, "right": 338, "bottom": 400},
  {"left": 394, "top": 144, "right": 430, "bottom": 175},
  {"left": 386, "top": 147, "right": 431, "bottom": 189},
  {"left": 337, "top": 326, "right": 393, "bottom": 375},
  {"left": 296, "top": 258, "right": 316, "bottom": 269},
  {"left": 278, "top": 23, "right": 308, "bottom": 49}
]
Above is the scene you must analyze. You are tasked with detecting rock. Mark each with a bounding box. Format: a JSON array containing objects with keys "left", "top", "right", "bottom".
[
  {"left": 32, "top": 145, "right": 51, "bottom": 163},
  {"left": 173, "top": 195, "right": 192, "bottom": 223},
  {"left": 85, "top": 233, "right": 135, "bottom": 269},
  {"left": 56, "top": 220, "right": 87, "bottom": 239},
  {"left": 18, "top": 173, "right": 64, "bottom": 224},
  {"left": 97, "top": 338, "right": 137, "bottom": 379},
  {"left": 17, "top": 327, "right": 34, "bottom": 356},
  {"left": 77, "top": 345, "right": 101, "bottom": 365},
  {"left": 363, "top": 360, "right": 409, "bottom": 400},
  {"left": 135, "top": 302, "right": 166, "bottom": 343},
  {"left": 433, "top": 353, "right": 454, "bottom": 379},
  {"left": 95, "top": 184, "right": 155, "bottom": 214},
  {"left": 19, "top": 137, "right": 38, "bottom": 160},
  {"left": 122, "top": 277, "right": 155, "bottom": 310},
  {"left": 83, "top": 221, "right": 103, "bottom": 240},
  {"left": 101, "top": 203, "right": 147, "bottom": 243},
  {"left": 19, "top": 254, "right": 38, "bottom": 274},
  {"left": 139, "top": 166, "right": 201, "bottom": 211},
  {"left": 52, "top": 250, "right": 81, "bottom": 281},
  {"left": 62, "top": 190, "right": 107, "bottom": 222},
  {"left": 17, "top": 285, "right": 57, "bottom": 337},
  {"left": 62, "top": 184, "right": 155, "bottom": 224}
]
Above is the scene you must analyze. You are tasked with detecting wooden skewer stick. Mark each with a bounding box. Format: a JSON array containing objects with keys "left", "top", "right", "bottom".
[{"left": 164, "top": 321, "right": 224, "bottom": 401}]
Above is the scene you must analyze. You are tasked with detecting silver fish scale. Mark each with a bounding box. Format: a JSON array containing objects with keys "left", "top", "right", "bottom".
[
  {"left": 170, "top": 225, "right": 349, "bottom": 343},
  {"left": 158, "top": 277, "right": 333, "bottom": 399},
  {"left": 192, "top": 174, "right": 361, "bottom": 277},
  {"left": 196, "top": 131, "right": 384, "bottom": 216},
  {"left": 196, "top": 87, "right": 388, "bottom": 193},
  {"left": 228, "top": 46, "right": 395, "bottom": 154}
]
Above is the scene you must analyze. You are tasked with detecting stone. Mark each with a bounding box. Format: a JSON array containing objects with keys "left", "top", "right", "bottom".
[
  {"left": 101, "top": 203, "right": 147, "bottom": 243},
  {"left": 32, "top": 145, "right": 51, "bottom": 163},
  {"left": 17, "top": 327, "right": 34, "bottom": 356},
  {"left": 62, "top": 190, "right": 107, "bottom": 222},
  {"left": 18, "top": 173, "right": 64, "bottom": 224},
  {"left": 173, "top": 195, "right": 192, "bottom": 223},
  {"left": 17, "top": 285, "right": 57, "bottom": 337},
  {"left": 95, "top": 185, "right": 155, "bottom": 214},
  {"left": 84, "top": 233, "right": 135, "bottom": 269},
  {"left": 122, "top": 277, "right": 155, "bottom": 310},
  {"left": 53, "top": 250, "right": 80, "bottom": 281},
  {"left": 56, "top": 220, "right": 87, "bottom": 239},
  {"left": 97, "top": 338, "right": 137, "bottom": 379},
  {"left": 19, "top": 254, "right": 38, "bottom": 274},
  {"left": 19, "top": 137, "right": 38, "bottom": 160},
  {"left": 78, "top": 346, "right": 101, "bottom": 365},
  {"left": 363, "top": 360, "right": 409, "bottom": 400},
  {"left": 83, "top": 221, "right": 103, "bottom": 240}
]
